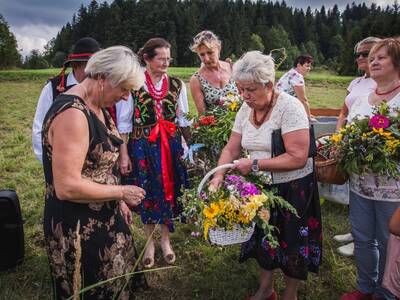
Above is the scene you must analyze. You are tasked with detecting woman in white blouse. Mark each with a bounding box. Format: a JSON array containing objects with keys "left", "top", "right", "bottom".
[
  {"left": 341, "top": 38, "right": 400, "bottom": 300},
  {"left": 210, "top": 51, "right": 321, "bottom": 300}
]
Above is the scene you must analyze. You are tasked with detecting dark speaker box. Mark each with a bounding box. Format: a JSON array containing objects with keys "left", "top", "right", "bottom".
[{"left": 0, "top": 189, "right": 24, "bottom": 271}]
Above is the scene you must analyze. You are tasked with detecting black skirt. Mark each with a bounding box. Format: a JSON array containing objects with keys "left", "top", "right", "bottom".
[{"left": 239, "top": 172, "right": 322, "bottom": 280}]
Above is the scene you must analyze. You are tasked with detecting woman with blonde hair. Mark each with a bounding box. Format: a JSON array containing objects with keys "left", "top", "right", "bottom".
[
  {"left": 189, "top": 30, "right": 238, "bottom": 115},
  {"left": 42, "top": 46, "right": 147, "bottom": 299}
]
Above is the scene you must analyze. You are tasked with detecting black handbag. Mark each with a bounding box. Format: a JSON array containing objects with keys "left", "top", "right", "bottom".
[
  {"left": 0, "top": 189, "right": 24, "bottom": 270},
  {"left": 270, "top": 125, "right": 317, "bottom": 218},
  {"left": 271, "top": 125, "right": 317, "bottom": 158}
]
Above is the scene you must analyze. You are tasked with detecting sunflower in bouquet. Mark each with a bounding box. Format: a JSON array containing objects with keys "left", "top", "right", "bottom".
[
  {"left": 321, "top": 102, "right": 400, "bottom": 178},
  {"left": 179, "top": 174, "right": 298, "bottom": 248}
]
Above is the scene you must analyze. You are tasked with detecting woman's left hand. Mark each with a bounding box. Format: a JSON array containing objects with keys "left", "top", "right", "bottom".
[
  {"left": 119, "top": 201, "right": 133, "bottom": 225},
  {"left": 233, "top": 158, "right": 252, "bottom": 175}
]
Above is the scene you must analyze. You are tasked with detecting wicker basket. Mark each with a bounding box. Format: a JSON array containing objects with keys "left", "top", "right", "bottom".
[
  {"left": 315, "top": 134, "right": 348, "bottom": 185},
  {"left": 315, "top": 156, "right": 348, "bottom": 185},
  {"left": 198, "top": 163, "right": 255, "bottom": 246},
  {"left": 208, "top": 224, "right": 255, "bottom": 246}
]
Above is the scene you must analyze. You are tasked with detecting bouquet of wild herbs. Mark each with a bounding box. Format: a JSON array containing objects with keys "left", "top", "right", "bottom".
[{"left": 320, "top": 103, "right": 400, "bottom": 178}]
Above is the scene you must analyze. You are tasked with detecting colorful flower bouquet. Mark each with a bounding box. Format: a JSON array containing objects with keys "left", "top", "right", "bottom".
[
  {"left": 185, "top": 93, "right": 243, "bottom": 174},
  {"left": 179, "top": 174, "right": 298, "bottom": 247},
  {"left": 318, "top": 103, "right": 400, "bottom": 178}
]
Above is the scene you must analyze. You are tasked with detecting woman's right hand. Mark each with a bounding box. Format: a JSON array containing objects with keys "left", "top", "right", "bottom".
[
  {"left": 119, "top": 153, "right": 132, "bottom": 176},
  {"left": 121, "top": 185, "right": 146, "bottom": 207},
  {"left": 208, "top": 174, "right": 224, "bottom": 192}
]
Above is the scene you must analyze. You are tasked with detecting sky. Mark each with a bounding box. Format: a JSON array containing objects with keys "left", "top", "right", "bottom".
[{"left": 0, "top": 0, "right": 396, "bottom": 56}]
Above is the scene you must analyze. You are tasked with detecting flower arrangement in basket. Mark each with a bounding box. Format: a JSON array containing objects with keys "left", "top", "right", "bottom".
[
  {"left": 315, "top": 134, "right": 348, "bottom": 185},
  {"left": 318, "top": 103, "right": 400, "bottom": 179},
  {"left": 179, "top": 171, "right": 298, "bottom": 247}
]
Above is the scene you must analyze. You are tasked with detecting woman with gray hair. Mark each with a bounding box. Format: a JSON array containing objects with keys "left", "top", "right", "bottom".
[
  {"left": 189, "top": 30, "right": 238, "bottom": 114},
  {"left": 41, "top": 46, "right": 147, "bottom": 299},
  {"left": 336, "top": 36, "right": 381, "bottom": 129},
  {"left": 209, "top": 51, "right": 322, "bottom": 300}
]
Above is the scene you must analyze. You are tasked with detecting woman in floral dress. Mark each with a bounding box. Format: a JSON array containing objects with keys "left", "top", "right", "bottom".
[
  {"left": 118, "top": 38, "right": 191, "bottom": 268},
  {"left": 42, "top": 46, "right": 147, "bottom": 299},
  {"left": 210, "top": 51, "right": 322, "bottom": 300},
  {"left": 189, "top": 30, "right": 238, "bottom": 115}
]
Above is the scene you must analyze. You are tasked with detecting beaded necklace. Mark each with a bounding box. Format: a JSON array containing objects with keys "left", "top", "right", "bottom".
[
  {"left": 145, "top": 70, "right": 169, "bottom": 101},
  {"left": 253, "top": 90, "right": 275, "bottom": 127}
]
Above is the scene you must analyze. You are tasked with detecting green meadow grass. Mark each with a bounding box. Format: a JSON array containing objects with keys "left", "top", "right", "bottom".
[{"left": 0, "top": 71, "right": 354, "bottom": 299}]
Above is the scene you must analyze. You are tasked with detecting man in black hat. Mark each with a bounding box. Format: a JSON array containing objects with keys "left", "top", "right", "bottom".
[{"left": 32, "top": 37, "right": 100, "bottom": 162}]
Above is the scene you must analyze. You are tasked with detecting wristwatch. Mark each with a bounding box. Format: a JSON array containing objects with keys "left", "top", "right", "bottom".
[{"left": 251, "top": 159, "right": 259, "bottom": 172}]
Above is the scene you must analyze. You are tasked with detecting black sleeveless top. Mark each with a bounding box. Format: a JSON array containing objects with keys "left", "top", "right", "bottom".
[{"left": 41, "top": 94, "right": 146, "bottom": 299}]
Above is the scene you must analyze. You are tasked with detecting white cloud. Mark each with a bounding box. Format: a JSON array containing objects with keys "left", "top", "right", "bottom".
[{"left": 11, "top": 24, "right": 60, "bottom": 56}]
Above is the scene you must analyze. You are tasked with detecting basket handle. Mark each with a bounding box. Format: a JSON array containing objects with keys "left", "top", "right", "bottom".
[{"left": 197, "top": 163, "right": 235, "bottom": 196}]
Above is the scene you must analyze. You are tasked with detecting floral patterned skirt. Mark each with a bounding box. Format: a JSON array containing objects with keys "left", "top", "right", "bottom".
[
  {"left": 44, "top": 200, "right": 147, "bottom": 300},
  {"left": 239, "top": 172, "right": 322, "bottom": 280},
  {"left": 124, "top": 134, "right": 189, "bottom": 232}
]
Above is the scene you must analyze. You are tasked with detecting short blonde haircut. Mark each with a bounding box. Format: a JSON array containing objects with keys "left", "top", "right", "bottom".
[
  {"left": 85, "top": 46, "right": 144, "bottom": 90},
  {"left": 232, "top": 51, "right": 275, "bottom": 85},
  {"left": 190, "top": 30, "right": 221, "bottom": 52}
]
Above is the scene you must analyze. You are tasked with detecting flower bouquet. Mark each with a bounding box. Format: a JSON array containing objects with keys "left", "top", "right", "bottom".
[
  {"left": 184, "top": 93, "right": 243, "bottom": 176},
  {"left": 318, "top": 103, "right": 400, "bottom": 179},
  {"left": 179, "top": 173, "right": 298, "bottom": 247}
]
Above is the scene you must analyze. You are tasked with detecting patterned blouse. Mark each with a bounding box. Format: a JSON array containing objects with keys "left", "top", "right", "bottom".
[
  {"left": 41, "top": 94, "right": 146, "bottom": 299},
  {"left": 194, "top": 71, "right": 238, "bottom": 108}
]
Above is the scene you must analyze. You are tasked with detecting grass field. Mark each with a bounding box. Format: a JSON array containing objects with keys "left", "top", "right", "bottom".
[{"left": 0, "top": 69, "right": 355, "bottom": 299}]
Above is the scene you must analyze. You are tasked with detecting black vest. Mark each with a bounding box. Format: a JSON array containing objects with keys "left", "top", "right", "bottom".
[{"left": 49, "top": 74, "right": 76, "bottom": 101}]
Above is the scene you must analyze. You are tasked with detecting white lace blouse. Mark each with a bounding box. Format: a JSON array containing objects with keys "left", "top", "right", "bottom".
[{"left": 232, "top": 92, "right": 313, "bottom": 184}]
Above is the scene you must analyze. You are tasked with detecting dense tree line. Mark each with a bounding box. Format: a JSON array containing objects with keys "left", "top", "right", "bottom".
[
  {"left": 45, "top": 0, "right": 400, "bottom": 74},
  {"left": 3, "top": 1, "right": 400, "bottom": 73},
  {"left": 0, "top": 14, "right": 21, "bottom": 69}
]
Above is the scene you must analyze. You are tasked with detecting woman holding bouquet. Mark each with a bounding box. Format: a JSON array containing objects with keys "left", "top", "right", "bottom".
[
  {"left": 189, "top": 30, "right": 238, "bottom": 115},
  {"left": 117, "top": 38, "right": 191, "bottom": 268},
  {"left": 210, "top": 51, "right": 322, "bottom": 300},
  {"left": 341, "top": 38, "right": 400, "bottom": 300}
]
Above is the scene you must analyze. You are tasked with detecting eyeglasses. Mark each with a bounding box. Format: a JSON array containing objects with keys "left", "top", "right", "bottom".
[
  {"left": 156, "top": 57, "right": 173, "bottom": 63},
  {"left": 354, "top": 51, "right": 370, "bottom": 59}
]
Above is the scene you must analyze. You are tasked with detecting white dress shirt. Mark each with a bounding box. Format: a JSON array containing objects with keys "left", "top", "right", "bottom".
[
  {"left": 32, "top": 72, "right": 78, "bottom": 163},
  {"left": 116, "top": 77, "right": 191, "bottom": 134}
]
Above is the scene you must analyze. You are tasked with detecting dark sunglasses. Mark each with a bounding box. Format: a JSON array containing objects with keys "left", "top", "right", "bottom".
[{"left": 354, "top": 51, "right": 370, "bottom": 59}]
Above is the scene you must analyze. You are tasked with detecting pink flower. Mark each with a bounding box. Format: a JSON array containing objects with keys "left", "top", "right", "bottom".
[
  {"left": 308, "top": 217, "right": 319, "bottom": 230},
  {"left": 369, "top": 114, "right": 390, "bottom": 129},
  {"left": 138, "top": 159, "right": 147, "bottom": 169}
]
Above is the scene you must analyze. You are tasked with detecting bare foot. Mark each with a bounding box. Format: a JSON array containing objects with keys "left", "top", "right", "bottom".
[
  {"left": 160, "top": 239, "right": 176, "bottom": 264},
  {"left": 142, "top": 240, "right": 155, "bottom": 268}
]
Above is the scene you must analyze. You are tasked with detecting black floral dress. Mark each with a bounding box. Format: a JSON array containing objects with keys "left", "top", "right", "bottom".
[{"left": 42, "top": 95, "right": 147, "bottom": 299}]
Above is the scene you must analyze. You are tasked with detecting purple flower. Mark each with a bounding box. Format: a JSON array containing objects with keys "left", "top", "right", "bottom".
[
  {"left": 239, "top": 182, "right": 260, "bottom": 197},
  {"left": 369, "top": 114, "right": 390, "bottom": 129},
  {"left": 191, "top": 231, "right": 200, "bottom": 237},
  {"left": 299, "top": 246, "right": 309, "bottom": 258}
]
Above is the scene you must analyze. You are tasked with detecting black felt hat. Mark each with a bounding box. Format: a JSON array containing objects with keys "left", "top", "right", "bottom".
[{"left": 63, "top": 37, "right": 100, "bottom": 66}]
